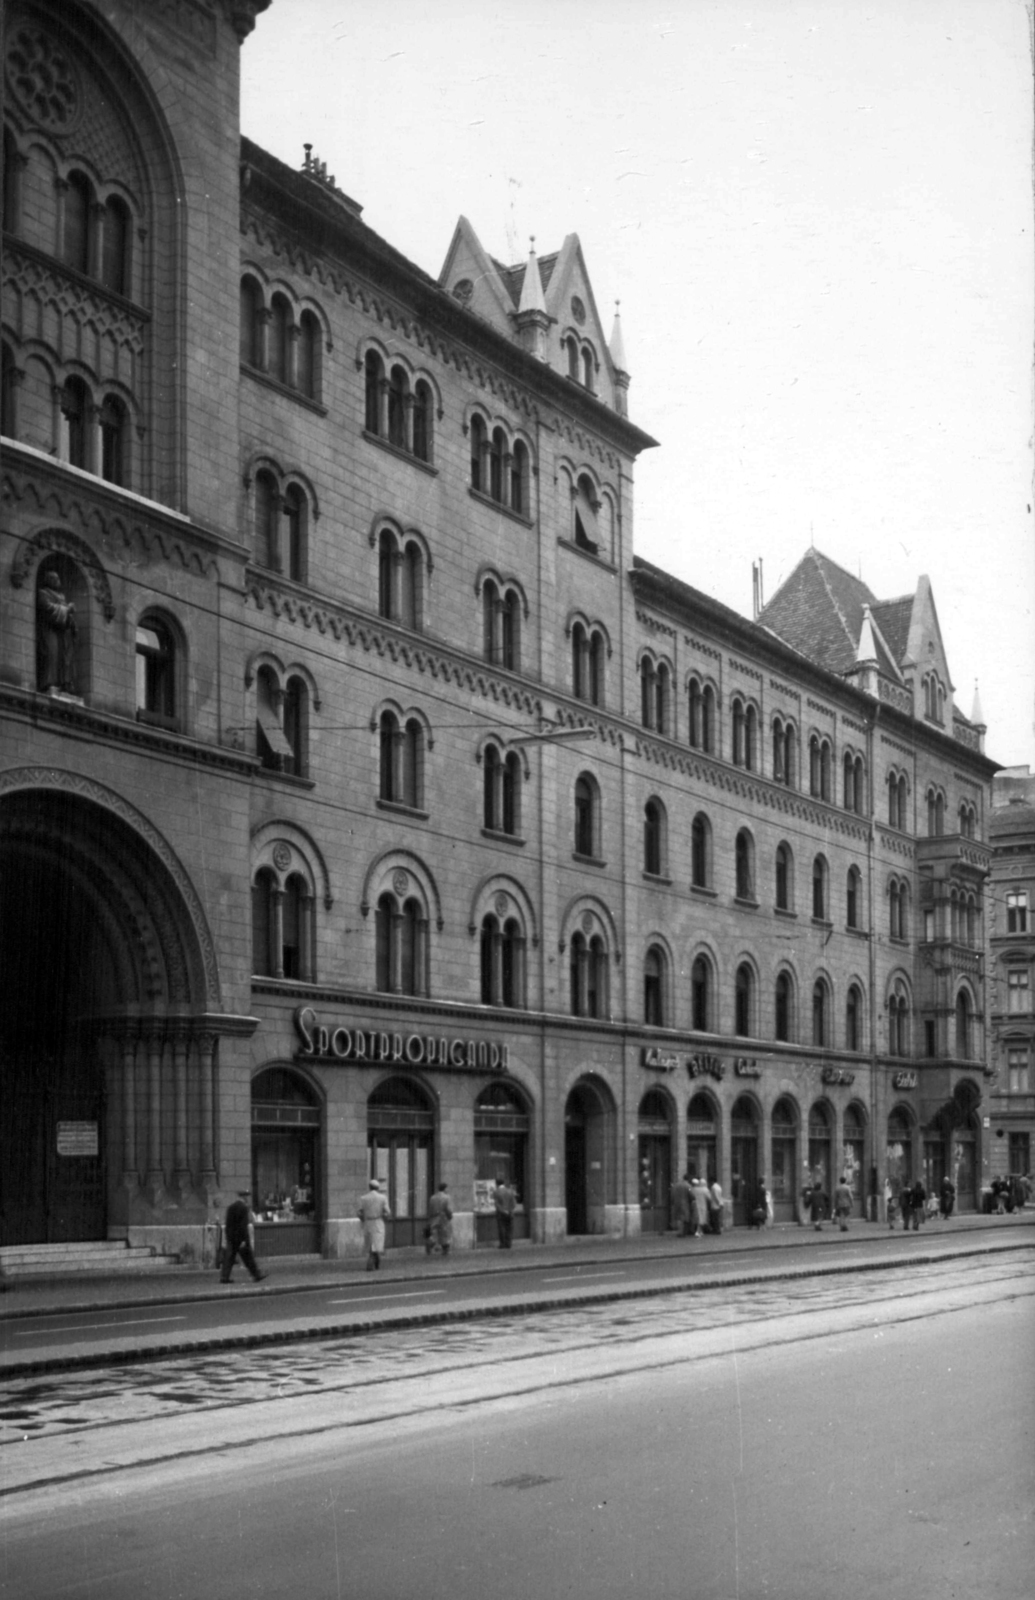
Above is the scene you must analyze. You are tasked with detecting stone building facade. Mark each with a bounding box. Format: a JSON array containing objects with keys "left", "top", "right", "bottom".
[
  {"left": 988, "top": 767, "right": 1035, "bottom": 1183},
  {"left": 0, "top": 0, "right": 999, "bottom": 1261}
]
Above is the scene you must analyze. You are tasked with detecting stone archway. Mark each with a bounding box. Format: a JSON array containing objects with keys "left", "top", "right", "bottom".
[
  {"left": 564, "top": 1076, "right": 616, "bottom": 1236},
  {"left": 0, "top": 779, "right": 223, "bottom": 1246}
]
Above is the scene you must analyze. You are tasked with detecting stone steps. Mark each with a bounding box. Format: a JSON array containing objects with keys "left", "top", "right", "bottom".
[{"left": 0, "top": 1241, "right": 180, "bottom": 1278}]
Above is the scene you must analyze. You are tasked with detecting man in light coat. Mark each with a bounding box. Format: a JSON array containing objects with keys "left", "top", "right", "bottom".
[{"left": 358, "top": 1178, "right": 391, "bottom": 1270}]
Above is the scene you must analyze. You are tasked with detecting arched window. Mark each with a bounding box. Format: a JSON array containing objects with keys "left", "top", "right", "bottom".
[
  {"left": 691, "top": 955, "right": 711, "bottom": 1031},
  {"left": 889, "top": 989, "right": 910, "bottom": 1057},
  {"left": 812, "top": 856, "right": 828, "bottom": 921},
  {"left": 640, "top": 656, "right": 669, "bottom": 733},
  {"left": 388, "top": 365, "right": 408, "bottom": 449},
  {"left": 240, "top": 277, "right": 263, "bottom": 368},
  {"left": 282, "top": 677, "right": 308, "bottom": 778},
  {"left": 955, "top": 991, "right": 972, "bottom": 1059},
  {"left": 251, "top": 867, "right": 276, "bottom": 976},
  {"left": 365, "top": 350, "right": 384, "bottom": 434},
  {"left": 735, "top": 830, "right": 754, "bottom": 901},
  {"left": 297, "top": 311, "right": 320, "bottom": 400},
  {"left": 376, "top": 892, "right": 427, "bottom": 996},
  {"left": 60, "top": 376, "right": 89, "bottom": 469},
  {"left": 511, "top": 440, "right": 529, "bottom": 514},
  {"left": 890, "top": 879, "right": 907, "bottom": 941},
  {"left": 2, "top": 128, "right": 19, "bottom": 236},
  {"left": 412, "top": 379, "right": 432, "bottom": 461},
  {"left": 735, "top": 964, "right": 754, "bottom": 1037},
  {"left": 732, "top": 698, "right": 746, "bottom": 766},
  {"left": 775, "top": 971, "right": 793, "bottom": 1042},
  {"left": 99, "top": 395, "right": 127, "bottom": 486},
  {"left": 846, "top": 984, "right": 862, "bottom": 1052},
  {"left": 481, "top": 914, "right": 525, "bottom": 1008},
  {"left": 377, "top": 529, "right": 424, "bottom": 631},
  {"left": 484, "top": 581, "right": 520, "bottom": 670},
  {"left": 283, "top": 485, "right": 307, "bottom": 583},
  {"left": 573, "top": 623, "right": 605, "bottom": 705},
  {"left": 888, "top": 771, "right": 908, "bottom": 830},
  {"left": 846, "top": 866, "right": 861, "bottom": 930},
  {"left": 135, "top": 613, "right": 177, "bottom": 727},
  {"left": 570, "top": 930, "right": 608, "bottom": 1018},
  {"left": 484, "top": 745, "right": 521, "bottom": 836},
  {"left": 379, "top": 711, "right": 424, "bottom": 809},
  {"left": 1, "top": 342, "right": 16, "bottom": 438},
  {"left": 691, "top": 813, "right": 710, "bottom": 890},
  {"left": 566, "top": 335, "right": 580, "bottom": 379},
  {"left": 582, "top": 346, "right": 594, "bottom": 391},
  {"left": 268, "top": 294, "right": 290, "bottom": 384},
  {"left": 810, "top": 736, "right": 832, "bottom": 801},
  {"left": 843, "top": 752, "right": 856, "bottom": 812},
  {"left": 773, "top": 718, "right": 796, "bottom": 786},
  {"left": 775, "top": 843, "right": 793, "bottom": 912},
  {"left": 644, "top": 799, "right": 664, "bottom": 877},
  {"left": 255, "top": 470, "right": 280, "bottom": 569},
  {"left": 574, "top": 774, "right": 597, "bottom": 858},
  {"left": 573, "top": 475, "right": 599, "bottom": 553},
  {"left": 489, "top": 427, "right": 506, "bottom": 502},
  {"left": 644, "top": 945, "right": 666, "bottom": 1026},
  {"left": 63, "top": 171, "right": 92, "bottom": 274},
  {"left": 102, "top": 196, "right": 130, "bottom": 296},
  {"left": 251, "top": 867, "right": 314, "bottom": 982},
  {"left": 812, "top": 978, "right": 829, "bottom": 1047},
  {"left": 255, "top": 664, "right": 291, "bottom": 770},
  {"left": 927, "top": 788, "right": 946, "bottom": 837},
  {"left": 469, "top": 413, "right": 486, "bottom": 491}
]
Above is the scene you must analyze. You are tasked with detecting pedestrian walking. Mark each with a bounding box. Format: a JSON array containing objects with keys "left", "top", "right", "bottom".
[
  {"left": 707, "top": 1177, "right": 724, "bottom": 1235},
  {"left": 427, "top": 1182, "right": 453, "bottom": 1255},
  {"left": 808, "top": 1175, "right": 827, "bottom": 1231},
  {"left": 833, "top": 1176, "right": 853, "bottom": 1232},
  {"left": 899, "top": 1182, "right": 913, "bottom": 1230},
  {"left": 689, "top": 1172, "right": 710, "bottom": 1237},
  {"left": 749, "top": 1176, "right": 768, "bottom": 1229},
  {"left": 493, "top": 1176, "right": 516, "bottom": 1249},
  {"left": 358, "top": 1177, "right": 391, "bottom": 1270},
  {"left": 939, "top": 1174, "right": 955, "bottom": 1219},
  {"left": 910, "top": 1178, "right": 926, "bottom": 1230},
  {"left": 671, "top": 1171, "right": 692, "bottom": 1237},
  {"left": 219, "top": 1189, "right": 266, "bottom": 1284}
]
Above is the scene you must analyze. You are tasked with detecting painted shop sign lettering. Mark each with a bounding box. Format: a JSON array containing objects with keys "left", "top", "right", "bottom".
[
  {"left": 642, "top": 1047, "right": 679, "bottom": 1072},
  {"left": 687, "top": 1053, "right": 726, "bottom": 1081},
  {"left": 294, "top": 1006, "right": 508, "bottom": 1072},
  {"left": 822, "top": 1066, "right": 856, "bottom": 1086},
  {"left": 733, "top": 1057, "right": 762, "bottom": 1077},
  {"left": 893, "top": 1071, "right": 918, "bottom": 1090}
]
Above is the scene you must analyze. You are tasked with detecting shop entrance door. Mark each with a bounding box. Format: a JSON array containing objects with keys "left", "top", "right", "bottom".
[
  {"left": 252, "top": 1067, "right": 322, "bottom": 1257},
  {"left": 565, "top": 1121, "right": 587, "bottom": 1236},
  {"left": 1, "top": 1061, "right": 106, "bottom": 1246},
  {"left": 638, "top": 1089, "right": 672, "bottom": 1233},
  {"left": 367, "top": 1077, "right": 435, "bottom": 1248},
  {"left": 638, "top": 1135, "right": 671, "bottom": 1233},
  {"left": 770, "top": 1098, "right": 798, "bottom": 1223},
  {"left": 730, "top": 1137, "right": 758, "bottom": 1226}
]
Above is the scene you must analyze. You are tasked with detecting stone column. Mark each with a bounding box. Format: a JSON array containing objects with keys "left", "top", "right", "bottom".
[
  {"left": 172, "top": 1030, "right": 191, "bottom": 1201},
  {"left": 270, "top": 886, "right": 285, "bottom": 979},
  {"left": 196, "top": 1031, "right": 217, "bottom": 1195},
  {"left": 121, "top": 1032, "right": 139, "bottom": 1191},
  {"left": 143, "top": 1028, "right": 165, "bottom": 1206}
]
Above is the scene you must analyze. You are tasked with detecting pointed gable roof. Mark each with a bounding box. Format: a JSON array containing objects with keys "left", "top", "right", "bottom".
[{"left": 758, "top": 549, "right": 903, "bottom": 681}]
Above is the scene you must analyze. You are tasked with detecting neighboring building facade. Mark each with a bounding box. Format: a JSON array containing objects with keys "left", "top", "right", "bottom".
[
  {"left": 0, "top": 0, "right": 999, "bottom": 1262},
  {"left": 988, "top": 766, "right": 1035, "bottom": 1183}
]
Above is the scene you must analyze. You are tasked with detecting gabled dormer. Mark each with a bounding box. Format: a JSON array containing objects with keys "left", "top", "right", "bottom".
[
  {"left": 438, "top": 218, "right": 627, "bottom": 414},
  {"left": 894, "top": 574, "right": 955, "bottom": 729}
]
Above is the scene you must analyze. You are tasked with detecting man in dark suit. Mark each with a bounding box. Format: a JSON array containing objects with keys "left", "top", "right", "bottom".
[{"left": 220, "top": 1189, "right": 266, "bottom": 1283}]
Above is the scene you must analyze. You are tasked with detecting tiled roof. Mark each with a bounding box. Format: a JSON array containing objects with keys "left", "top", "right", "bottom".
[
  {"left": 870, "top": 597, "right": 913, "bottom": 665},
  {"left": 758, "top": 549, "right": 880, "bottom": 676}
]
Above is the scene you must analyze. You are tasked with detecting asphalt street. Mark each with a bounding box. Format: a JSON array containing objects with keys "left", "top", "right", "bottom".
[{"left": 1, "top": 1250, "right": 1032, "bottom": 1599}]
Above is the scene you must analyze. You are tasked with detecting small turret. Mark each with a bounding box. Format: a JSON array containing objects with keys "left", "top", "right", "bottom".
[
  {"left": 513, "top": 238, "right": 550, "bottom": 361},
  {"left": 609, "top": 301, "right": 630, "bottom": 417}
]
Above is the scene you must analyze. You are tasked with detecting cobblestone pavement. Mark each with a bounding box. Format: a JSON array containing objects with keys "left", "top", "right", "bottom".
[{"left": 3, "top": 1251, "right": 1031, "bottom": 1452}]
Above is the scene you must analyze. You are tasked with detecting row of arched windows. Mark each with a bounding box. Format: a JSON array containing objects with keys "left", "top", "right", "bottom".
[
  {"left": 1, "top": 347, "right": 132, "bottom": 488},
  {"left": 4, "top": 134, "right": 135, "bottom": 299}
]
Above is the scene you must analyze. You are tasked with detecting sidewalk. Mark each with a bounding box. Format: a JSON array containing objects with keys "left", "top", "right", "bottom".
[{"left": 3, "top": 1209, "right": 1032, "bottom": 1320}]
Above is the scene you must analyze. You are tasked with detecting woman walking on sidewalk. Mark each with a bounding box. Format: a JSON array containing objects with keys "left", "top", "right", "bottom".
[{"left": 358, "top": 1178, "right": 391, "bottom": 1270}]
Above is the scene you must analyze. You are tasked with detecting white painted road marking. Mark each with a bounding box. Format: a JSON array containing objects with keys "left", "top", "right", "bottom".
[
  {"left": 12, "top": 1316, "right": 188, "bottom": 1337},
  {"left": 327, "top": 1290, "right": 448, "bottom": 1305}
]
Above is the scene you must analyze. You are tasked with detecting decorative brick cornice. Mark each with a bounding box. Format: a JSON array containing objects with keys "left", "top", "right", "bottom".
[{"left": 244, "top": 575, "right": 544, "bottom": 719}]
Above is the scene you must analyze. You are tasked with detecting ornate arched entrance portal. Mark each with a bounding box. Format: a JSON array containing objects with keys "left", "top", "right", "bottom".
[{"left": 0, "top": 776, "right": 232, "bottom": 1247}]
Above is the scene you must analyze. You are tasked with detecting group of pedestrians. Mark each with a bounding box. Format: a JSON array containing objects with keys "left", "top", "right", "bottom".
[{"left": 671, "top": 1171, "right": 724, "bottom": 1237}]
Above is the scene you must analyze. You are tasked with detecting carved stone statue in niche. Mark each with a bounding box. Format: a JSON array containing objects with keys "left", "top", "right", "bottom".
[{"left": 36, "top": 567, "right": 78, "bottom": 693}]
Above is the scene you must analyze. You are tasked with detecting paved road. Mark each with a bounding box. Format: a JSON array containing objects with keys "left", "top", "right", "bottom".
[
  {"left": 3, "top": 1221, "right": 1031, "bottom": 1374},
  {"left": 2, "top": 1251, "right": 1032, "bottom": 1598}
]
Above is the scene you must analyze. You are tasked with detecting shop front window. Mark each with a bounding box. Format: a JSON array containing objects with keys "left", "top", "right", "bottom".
[{"left": 251, "top": 1067, "right": 321, "bottom": 1256}]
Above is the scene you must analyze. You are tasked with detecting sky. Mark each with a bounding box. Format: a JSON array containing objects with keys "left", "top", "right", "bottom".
[{"left": 240, "top": 0, "right": 1035, "bottom": 771}]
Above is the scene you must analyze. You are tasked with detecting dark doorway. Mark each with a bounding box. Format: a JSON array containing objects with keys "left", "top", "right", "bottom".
[
  {"left": 638, "top": 1088, "right": 672, "bottom": 1233},
  {"left": 0, "top": 803, "right": 111, "bottom": 1245},
  {"left": 368, "top": 1076, "right": 435, "bottom": 1248}
]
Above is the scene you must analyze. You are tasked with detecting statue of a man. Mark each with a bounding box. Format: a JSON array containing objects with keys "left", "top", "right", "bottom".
[{"left": 37, "top": 568, "right": 78, "bottom": 693}]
